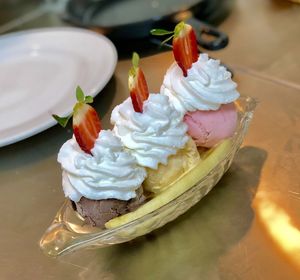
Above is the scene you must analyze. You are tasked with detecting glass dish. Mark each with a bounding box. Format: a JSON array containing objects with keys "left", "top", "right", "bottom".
[{"left": 40, "top": 96, "right": 257, "bottom": 257}]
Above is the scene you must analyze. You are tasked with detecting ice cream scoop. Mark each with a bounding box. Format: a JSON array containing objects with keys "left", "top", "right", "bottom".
[
  {"left": 58, "top": 129, "right": 147, "bottom": 228},
  {"left": 54, "top": 87, "right": 147, "bottom": 228},
  {"left": 184, "top": 103, "right": 238, "bottom": 148},
  {"left": 143, "top": 138, "right": 200, "bottom": 194},
  {"left": 74, "top": 188, "right": 147, "bottom": 227},
  {"left": 161, "top": 52, "right": 240, "bottom": 148},
  {"left": 111, "top": 93, "right": 193, "bottom": 194}
]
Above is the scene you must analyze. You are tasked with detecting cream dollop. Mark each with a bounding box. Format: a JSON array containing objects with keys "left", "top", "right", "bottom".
[
  {"left": 111, "top": 94, "right": 189, "bottom": 169},
  {"left": 161, "top": 53, "right": 240, "bottom": 114},
  {"left": 57, "top": 130, "right": 146, "bottom": 202}
]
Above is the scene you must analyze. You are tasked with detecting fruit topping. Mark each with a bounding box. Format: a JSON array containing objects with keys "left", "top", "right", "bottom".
[
  {"left": 128, "top": 52, "right": 149, "bottom": 113},
  {"left": 53, "top": 86, "right": 101, "bottom": 154},
  {"left": 151, "top": 22, "right": 199, "bottom": 76}
]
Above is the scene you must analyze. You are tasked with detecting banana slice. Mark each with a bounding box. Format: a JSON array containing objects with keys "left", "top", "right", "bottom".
[{"left": 105, "top": 139, "right": 232, "bottom": 229}]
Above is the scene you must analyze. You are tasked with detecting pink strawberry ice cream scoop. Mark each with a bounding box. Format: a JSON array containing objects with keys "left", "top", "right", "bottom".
[{"left": 184, "top": 103, "right": 238, "bottom": 148}]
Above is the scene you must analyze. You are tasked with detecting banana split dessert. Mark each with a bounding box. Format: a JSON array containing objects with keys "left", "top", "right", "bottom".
[{"left": 53, "top": 22, "right": 241, "bottom": 229}]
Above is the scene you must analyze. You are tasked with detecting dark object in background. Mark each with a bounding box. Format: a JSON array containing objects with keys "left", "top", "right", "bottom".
[{"left": 64, "top": 0, "right": 234, "bottom": 56}]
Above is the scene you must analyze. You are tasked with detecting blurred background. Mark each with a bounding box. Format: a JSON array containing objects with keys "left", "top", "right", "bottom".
[{"left": 0, "top": 0, "right": 235, "bottom": 56}]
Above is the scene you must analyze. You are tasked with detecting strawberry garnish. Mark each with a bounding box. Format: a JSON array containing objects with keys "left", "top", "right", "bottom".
[
  {"left": 53, "top": 86, "right": 101, "bottom": 154},
  {"left": 72, "top": 102, "right": 101, "bottom": 154},
  {"left": 128, "top": 52, "right": 149, "bottom": 113},
  {"left": 173, "top": 22, "right": 198, "bottom": 76},
  {"left": 151, "top": 22, "right": 199, "bottom": 76}
]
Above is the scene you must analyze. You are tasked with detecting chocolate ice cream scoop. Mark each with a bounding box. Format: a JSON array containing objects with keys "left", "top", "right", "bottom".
[{"left": 74, "top": 189, "right": 148, "bottom": 228}]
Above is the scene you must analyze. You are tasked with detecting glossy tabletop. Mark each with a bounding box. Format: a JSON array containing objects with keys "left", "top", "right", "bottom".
[{"left": 0, "top": 0, "right": 300, "bottom": 279}]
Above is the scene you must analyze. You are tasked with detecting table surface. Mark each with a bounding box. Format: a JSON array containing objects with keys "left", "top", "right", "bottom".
[{"left": 1, "top": 0, "right": 300, "bottom": 279}]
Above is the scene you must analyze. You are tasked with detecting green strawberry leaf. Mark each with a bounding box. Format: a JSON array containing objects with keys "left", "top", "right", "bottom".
[
  {"left": 84, "top": 95, "right": 93, "bottom": 104},
  {"left": 76, "top": 86, "right": 85, "bottom": 102},
  {"left": 150, "top": 29, "right": 174, "bottom": 36},
  {"left": 160, "top": 34, "right": 175, "bottom": 46},
  {"left": 132, "top": 52, "right": 139, "bottom": 69},
  {"left": 52, "top": 114, "right": 72, "bottom": 128},
  {"left": 52, "top": 86, "right": 95, "bottom": 129}
]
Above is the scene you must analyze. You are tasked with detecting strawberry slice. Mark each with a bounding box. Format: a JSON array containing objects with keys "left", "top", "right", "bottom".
[
  {"left": 128, "top": 52, "right": 149, "bottom": 113},
  {"left": 150, "top": 22, "right": 198, "bottom": 77},
  {"left": 53, "top": 86, "right": 101, "bottom": 155},
  {"left": 173, "top": 22, "right": 198, "bottom": 77},
  {"left": 73, "top": 102, "right": 101, "bottom": 154}
]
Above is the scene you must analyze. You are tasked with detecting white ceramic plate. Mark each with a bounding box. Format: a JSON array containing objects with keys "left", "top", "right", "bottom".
[{"left": 0, "top": 28, "right": 117, "bottom": 147}]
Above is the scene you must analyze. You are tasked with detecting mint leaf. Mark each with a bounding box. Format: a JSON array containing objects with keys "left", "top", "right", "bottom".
[
  {"left": 84, "top": 95, "right": 93, "bottom": 104},
  {"left": 52, "top": 114, "right": 72, "bottom": 127},
  {"left": 150, "top": 29, "right": 174, "bottom": 36},
  {"left": 76, "top": 86, "right": 85, "bottom": 102},
  {"left": 132, "top": 52, "right": 139, "bottom": 69}
]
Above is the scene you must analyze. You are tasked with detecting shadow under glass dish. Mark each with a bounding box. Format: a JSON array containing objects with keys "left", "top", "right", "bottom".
[{"left": 65, "top": 0, "right": 229, "bottom": 51}]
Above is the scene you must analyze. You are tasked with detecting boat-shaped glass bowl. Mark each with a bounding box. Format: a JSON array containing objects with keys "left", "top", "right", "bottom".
[{"left": 40, "top": 96, "right": 257, "bottom": 257}]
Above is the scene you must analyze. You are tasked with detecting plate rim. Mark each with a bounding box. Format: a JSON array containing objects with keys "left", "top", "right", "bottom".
[{"left": 0, "top": 27, "right": 118, "bottom": 147}]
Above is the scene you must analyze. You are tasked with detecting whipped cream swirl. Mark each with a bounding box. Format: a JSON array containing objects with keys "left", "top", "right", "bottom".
[
  {"left": 111, "top": 94, "right": 189, "bottom": 169},
  {"left": 57, "top": 130, "right": 146, "bottom": 202},
  {"left": 161, "top": 53, "right": 240, "bottom": 114}
]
